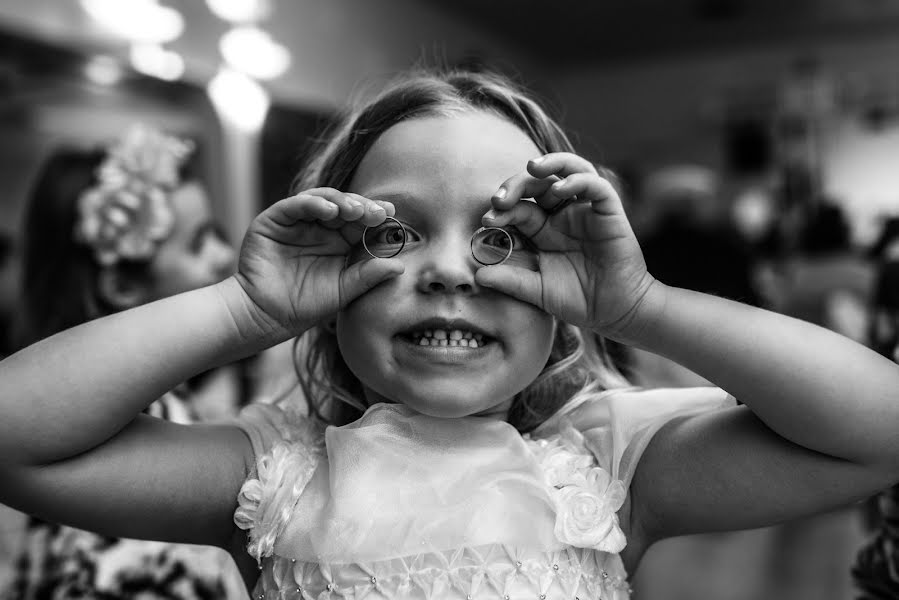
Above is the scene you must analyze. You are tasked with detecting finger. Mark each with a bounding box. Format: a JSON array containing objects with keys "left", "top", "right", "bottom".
[
  {"left": 482, "top": 200, "right": 549, "bottom": 239},
  {"left": 282, "top": 190, "right": 391, "bottom": 232},
  {"left": 266, "top": 193, "right": 339, "bottom": 226},
  {"left": 304, "top": 188, "right": 374, "bottom": 225},
  {"left": 525, "top": 153, "right": 602, "bottom": 213},
  {"left": 475, "top": 264, "right": 544, "bottom": 309},
  {"left": 329, "top": 193, "right": 366, "bottom": 220},
  {"left": 342, "top": 193, "right": 393, "bottom": 227},
  {"left": 491, "top": 172, "right": 557, "bottom": 213},
  {"left": 334, "top": 194, "right": 394, "bottom": 244},
  {"left": 346, "top": 193, "right": 396, "bottom": 218},
  {"left": 526, "top": 153, "right": 598, "bottom": 180},
  {"left": 339, "top": 258, "right": 405, "bottom": 306},
  {"left": 551, "top": 172, "right": 624, "bottom": 217}
]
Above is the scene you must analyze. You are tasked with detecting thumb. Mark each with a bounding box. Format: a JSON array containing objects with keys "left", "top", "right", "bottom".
[
  {"left": 475, "top": 265, "right": 544, "bottom": 308},
  {"left": 339, "top": 258, "right": 404, "bottom": 306}
]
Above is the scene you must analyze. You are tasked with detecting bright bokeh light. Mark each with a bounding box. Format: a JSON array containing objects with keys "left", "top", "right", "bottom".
[
  {"left": 81, "top": 0, "right": 184, "bottom": 44},
  {"left": 129, "top": 44, "right": 184, "bottom": 81},
  {"left": 83, "top": 55, "right": 124, "bottom": 86},
  {"left": 219, "top": 26, "right": 291, "bottom": 80},
  {"left": 207, "top": 68, "right": 270, "bottom": 132},
  {"left": 205, "top": 0, "right": 271, "bottom": 23}
]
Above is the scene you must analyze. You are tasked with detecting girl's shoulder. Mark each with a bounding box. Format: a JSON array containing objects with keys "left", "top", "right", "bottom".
[
  {"left": 543, "top": 385, "right": 734, "bottom": 428},
  {"left": 234, "top": 401, "right": 326, "bottom": 469},
  {"left": 232, "top": 401, "right": 327, "bottom": 564},
  {"left": 533, "top": 386, "right": 735, "bottom": 487}
]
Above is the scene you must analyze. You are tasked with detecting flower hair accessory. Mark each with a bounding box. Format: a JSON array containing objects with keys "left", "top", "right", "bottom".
[{"left": 74, "top": 124, "right": 194, "bottom": 266}]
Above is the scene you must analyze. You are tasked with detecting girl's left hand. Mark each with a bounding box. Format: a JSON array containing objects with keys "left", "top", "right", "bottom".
[{"left": 475, "top": 152, "right": 658, "bottom": 340}]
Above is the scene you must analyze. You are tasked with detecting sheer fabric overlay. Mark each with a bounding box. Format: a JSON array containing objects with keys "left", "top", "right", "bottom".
[{"left": 234, "top": 388, "right": 733, "bottom": 600}]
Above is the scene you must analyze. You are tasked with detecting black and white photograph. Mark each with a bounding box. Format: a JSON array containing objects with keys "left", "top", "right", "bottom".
[{"left": 1, "top": 2, "right": 898, "bottom": 599}]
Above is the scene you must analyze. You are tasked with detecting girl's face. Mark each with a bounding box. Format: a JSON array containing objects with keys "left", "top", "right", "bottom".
[
  {"left": 146, "top": 181, "right": 235, "bottom": 300},
  {"left": 337, "top": 111, "right": 556, "bottom": 419}
]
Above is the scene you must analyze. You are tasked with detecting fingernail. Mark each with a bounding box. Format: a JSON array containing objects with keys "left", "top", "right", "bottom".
[
  {"left": 530, "top": 156, "right": 545, "bottom": 165},
  {"left": 493, "top": 187, "right": 507, "bottom": 200},
  {"left": 370, "top": 204, "right": 385, "bottom": 213},
  {"left": 483, "top": 211, "right": 496, "bottom": 223},
  {"left": 347, "top": 198, "right": 362, "bottom": 209}
]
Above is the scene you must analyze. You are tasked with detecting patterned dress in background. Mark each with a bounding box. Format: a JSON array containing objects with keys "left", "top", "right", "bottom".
[
  {"left": 2, "top": 391, "right": 248, "bottom": 600},
  {"left": 853, "top": 484, "right": 899, "bottom": 600}
]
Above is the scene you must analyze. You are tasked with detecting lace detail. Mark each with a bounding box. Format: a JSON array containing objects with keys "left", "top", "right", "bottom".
[
  {"left": 524, "top": 421, "right": 627, "bottom": 553},
  {"left": 235, "top": 416, "right": 325, "bottom": 563},
  {"left": 252, "top": 545, "right": 631, "bottom": 600}
]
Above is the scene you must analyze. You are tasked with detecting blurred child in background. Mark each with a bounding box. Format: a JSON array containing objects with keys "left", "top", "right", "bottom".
[{"left": 3, "top": 124, "right": 247, "bottom": 600}]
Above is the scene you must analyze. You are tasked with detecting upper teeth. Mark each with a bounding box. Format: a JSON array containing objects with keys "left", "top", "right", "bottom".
[{"left": 412, "top": 329, "right": 485, "bottom": 347}]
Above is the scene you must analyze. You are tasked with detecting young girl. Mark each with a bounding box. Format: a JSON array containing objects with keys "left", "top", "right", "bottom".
[
  {"left": 2, "top": 125, "right": 246, "bottom": 599},
  {"left": 1, "top": 70, "right": 898, "bottom": 600}
]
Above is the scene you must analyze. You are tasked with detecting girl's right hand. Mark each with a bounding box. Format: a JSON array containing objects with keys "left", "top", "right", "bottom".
[{"left": 234, "top": 188, "right": 404, "bottom": 336}]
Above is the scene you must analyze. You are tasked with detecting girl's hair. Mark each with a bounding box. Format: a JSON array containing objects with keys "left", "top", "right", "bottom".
[
  {"left": 18, "top": 149, "right": 113, "bottom": 347},
  {"left": 290, "top": 68, "right": 629, "bottom": 432},
  {"left": 16, "top": 145, "right": 198, "bottom": 348}
]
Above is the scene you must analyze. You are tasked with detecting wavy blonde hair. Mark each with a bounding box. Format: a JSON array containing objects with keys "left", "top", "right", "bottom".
[{"left": 287, "top": 68, "right": 629, "bottom": 432}]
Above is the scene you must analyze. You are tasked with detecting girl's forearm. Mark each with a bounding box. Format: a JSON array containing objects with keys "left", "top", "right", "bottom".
[
  {"left": 0, "top": 277, "right": 292, "bottom": 466},
  {"left": 622, "top": 282, "right": 899, "bottom": 467}
]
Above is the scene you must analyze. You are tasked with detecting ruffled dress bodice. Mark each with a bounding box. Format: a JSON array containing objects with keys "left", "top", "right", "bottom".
[{"left": 234, "top": 388, "right": 733, "bottom": 600}]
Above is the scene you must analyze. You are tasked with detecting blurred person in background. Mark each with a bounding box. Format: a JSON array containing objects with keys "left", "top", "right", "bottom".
[
  {"left": 852, "top": 217, "right": 899, "bottom": 600},
  {"left": 1, "top": 124, "right": 247, "bottom": 600},
  {"left": 754, "top": 201, "right": 873, "bottom": 343},
  {"left": 632, "top": 164, "right": 871, "bottom": 600},
  {"left": 0, "top": 233, "right": 18, "bottom": 358},
  {"left": 742, "top": 195, "right": 873, "bottom": 600},
  {"left": 0, "top": 233, "right": 20, "bottom": 589},
  {"left": 864, "top": 217, "right": 899, "bottom": 363},
  {"left": 628, "top": 164, "right": 760, "bottom": 388}
]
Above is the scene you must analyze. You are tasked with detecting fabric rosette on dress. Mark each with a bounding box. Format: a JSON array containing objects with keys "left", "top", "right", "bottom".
[
  {"left": 234, "top": 408, "right": 326, "bottom": 564},
  {"left": 525, "top": 423, "right": 627, "bottom": 554}
]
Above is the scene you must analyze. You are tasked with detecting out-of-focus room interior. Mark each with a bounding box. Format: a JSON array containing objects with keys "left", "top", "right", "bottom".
[{"left": 3, "top": 1, "right": 899, "bottom": 599}]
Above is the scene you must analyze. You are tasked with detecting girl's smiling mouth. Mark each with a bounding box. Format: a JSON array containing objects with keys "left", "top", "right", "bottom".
[
  {"left": 397, "top": 317, "right": 496, "bottom": 346},
  {"left": 394, "top": 317, "right": 498, "bottom": 363}
]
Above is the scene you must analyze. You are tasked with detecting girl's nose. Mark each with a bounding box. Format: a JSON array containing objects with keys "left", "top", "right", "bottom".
[{"left": 416, "top": 236, "right": 478, "bottom": 295}]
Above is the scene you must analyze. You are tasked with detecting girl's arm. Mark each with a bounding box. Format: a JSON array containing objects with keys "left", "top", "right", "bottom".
[
  {"left": 0, "top": 191, "right": 401, "bottom": 546},
  {"left": 0, "top": 280, "right": 274, "bottom": 546},
  {"left": 0, "top": 280, "right": 275, "bottom": 467},
  {"left": 632, "top": 283, "right": 899, "bottom": 471},
  {"left": 625, "top": 284, "right": 899, "bottom": 544},
  {"left": 478, "top": 153, "right": 899, "bottom": 562}
]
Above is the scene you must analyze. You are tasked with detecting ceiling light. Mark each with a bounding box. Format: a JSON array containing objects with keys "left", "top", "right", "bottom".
[
  {"left": 219, "top": 26, "right": 291, "bottom": 80},
  {"left": 207, "top": 67, "right": 270, "bottom": 132},
  {"left": 205, "top": 0, "right": 271, "bottom": 23},
  {"left": 130, "top": 44, "right": 184, "bottom": 81},
  {"left": 81, "top": 0, "right": 184, "bottom": 44}
]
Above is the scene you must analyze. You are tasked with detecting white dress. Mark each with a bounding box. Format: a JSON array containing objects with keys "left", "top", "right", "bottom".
[{"left": 234, "top": 387, "right": 733, "bottom": 600}]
